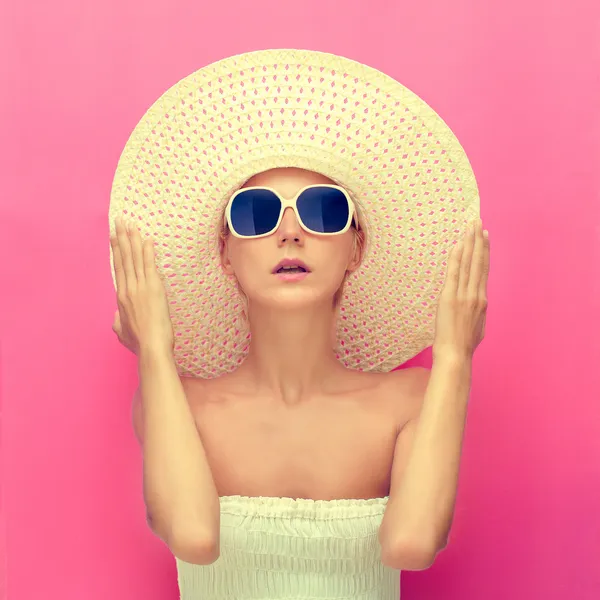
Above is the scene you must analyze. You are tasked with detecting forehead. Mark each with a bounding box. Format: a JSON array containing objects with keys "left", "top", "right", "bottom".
[{"left": 242, "top": 168, "right": 335, "bottom": 198}]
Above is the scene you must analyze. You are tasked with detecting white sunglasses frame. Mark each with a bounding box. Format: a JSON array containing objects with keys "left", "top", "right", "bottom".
[{"left": 224, "top": 184, "right": 358, "bottom": 239}]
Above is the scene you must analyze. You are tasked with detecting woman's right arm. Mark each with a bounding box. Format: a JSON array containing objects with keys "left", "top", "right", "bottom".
[
  {"left": 111, "top": 217, "right": 220, "bottom": 565},
  {"left": 133, "top": 350, "right": 220, "bottom": 565}
]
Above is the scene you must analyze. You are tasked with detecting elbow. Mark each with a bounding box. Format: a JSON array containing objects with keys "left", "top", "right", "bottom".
[
  {"left": 167, "top": 525, "right": 220, "bottom": 565},
  {"left": 149, "top": 510, "right": 219, "bottom": 565},
  {"left": 146, "top": 507, "right": 220, "bottom": 565},
  {"left": 380, "top": 532, "right": 446, "bottom": 571}
]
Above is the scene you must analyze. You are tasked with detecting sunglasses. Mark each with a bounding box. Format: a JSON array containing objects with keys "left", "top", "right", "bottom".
[{"left": 225, "top": 184, "right": 357, "bottom": 239}]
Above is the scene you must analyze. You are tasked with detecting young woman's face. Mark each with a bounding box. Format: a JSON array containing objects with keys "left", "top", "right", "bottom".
[{"left": 221, "top": 168, "right": 362, "bottom": 311}]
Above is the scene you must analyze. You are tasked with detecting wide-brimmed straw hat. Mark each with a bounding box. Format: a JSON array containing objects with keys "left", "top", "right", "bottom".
[{"left": 109, "top": 49, "right": 479, "bottom": 378}]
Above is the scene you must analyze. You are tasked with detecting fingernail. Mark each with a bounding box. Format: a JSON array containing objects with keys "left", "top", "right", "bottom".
[{"left": 484, "top": 230, "right": 489, "bottom": 238}]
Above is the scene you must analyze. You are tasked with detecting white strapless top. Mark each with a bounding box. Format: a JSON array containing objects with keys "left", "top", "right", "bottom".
[{"left": 176, "top": 495, "right": 400, "bottom": 599}]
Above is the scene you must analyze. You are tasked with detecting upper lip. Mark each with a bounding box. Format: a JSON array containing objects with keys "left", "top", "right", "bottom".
[{"left": 272, "top": 258, "right": 311, "bottom": 274}]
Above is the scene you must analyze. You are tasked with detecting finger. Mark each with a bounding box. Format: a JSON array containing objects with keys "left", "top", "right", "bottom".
[
  {"left": 458, "top": 221, "right": 476, "bottom": 291},
  {"left": 116, "top": 218, "right": 137, "bottom": 290},
  {"left": 467, "top": 220, "right": 485, "bottom": 296},
  {"left": 442, "top": 238, "right": 464, "bottom": 295},
  {"left": 143, "top": 237, "right": 158, "bottom": 276},
  {"left": 129, "top": 222, "right": 145, "bottom": 282},
  {"left": 110, "top": 229, "right": 126, "bottom": 295},
  {"left": 479, "top": 229, "right": 490, "bottom": 298}
]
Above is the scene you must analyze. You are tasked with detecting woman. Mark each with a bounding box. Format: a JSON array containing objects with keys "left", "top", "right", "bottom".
[{"left": 109, "top": 50, "right": 489, "bottom": 599}]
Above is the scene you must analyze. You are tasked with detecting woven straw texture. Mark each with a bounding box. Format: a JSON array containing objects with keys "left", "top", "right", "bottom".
[{"left": 109, "top": 49, "right": 479, "bottom": 378}]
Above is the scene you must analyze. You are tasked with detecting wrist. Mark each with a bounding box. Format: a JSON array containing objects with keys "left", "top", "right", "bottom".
[
  {"left": 429, "top": 350, "right": 473, "bottom": 408},
  {"left": 138, "top": 344, "right": 175, "bottom": 366},
  {"left": 431, "top": 347, "right": 473, "bottom": 371}
]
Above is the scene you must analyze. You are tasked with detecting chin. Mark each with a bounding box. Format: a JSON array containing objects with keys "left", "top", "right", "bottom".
[{"left": 251, "top": 283, "right": 335, "bottom": 311}]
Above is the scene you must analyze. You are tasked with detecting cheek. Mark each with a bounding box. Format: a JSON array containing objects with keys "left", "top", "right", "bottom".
[
  {"left": 316, "top": 236, "right": 354, "bottom": 277},
  {"left": 227, "top": 241, "right": 268, "bottom": 285}
]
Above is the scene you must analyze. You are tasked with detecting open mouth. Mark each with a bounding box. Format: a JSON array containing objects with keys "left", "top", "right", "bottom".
[
  {"left": 276, "top": 265, "right": 307, "bottom": 274},
  {"left": 272, "top": 259, "right": 311, "bottom": 275}
]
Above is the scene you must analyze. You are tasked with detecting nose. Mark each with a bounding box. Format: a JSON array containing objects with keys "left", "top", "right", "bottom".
[{"left": 277, "top": 207, "right": 304, "bottom": 246}]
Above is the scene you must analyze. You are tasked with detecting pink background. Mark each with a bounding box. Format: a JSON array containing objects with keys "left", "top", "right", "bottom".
[{"left": 2, "top": 1, "right": 599, "bottom": 599}]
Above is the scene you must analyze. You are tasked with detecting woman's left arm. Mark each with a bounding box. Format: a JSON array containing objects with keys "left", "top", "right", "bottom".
[{"left": 379, "top": 219, "right": 490, "bottom": 571}]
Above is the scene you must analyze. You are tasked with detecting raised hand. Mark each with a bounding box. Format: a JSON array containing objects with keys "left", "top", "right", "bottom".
[
  {"left": 110, "top": 218, "right": 174, "bottom": 356},
  {"left": 433, "top": 219, "right": 490, "bottom": 362}
]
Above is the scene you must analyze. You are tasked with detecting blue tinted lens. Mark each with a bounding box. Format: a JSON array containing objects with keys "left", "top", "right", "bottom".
[
  {"left": 229, "top": 189, "right": 281, "bottom": 236},
  {"left": 296, "top": 187, "right": 350, "bottom": 233}
]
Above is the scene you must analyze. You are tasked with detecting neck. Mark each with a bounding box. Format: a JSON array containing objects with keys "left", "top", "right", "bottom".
[{"left": 240, "top": 301, "right": 343, "bottom": 404}]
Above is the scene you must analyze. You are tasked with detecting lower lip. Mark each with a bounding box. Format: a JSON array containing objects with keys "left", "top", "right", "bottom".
[{"left": 275, "top": 271, "right": 310, "bottom": 282}]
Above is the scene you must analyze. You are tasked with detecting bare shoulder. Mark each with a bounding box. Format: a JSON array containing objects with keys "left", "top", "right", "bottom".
[
  {"left": 379, "top": 366, "right": 431, "bottom": 425},
  {"left": 180, "top": 374, "right": 210, "bottom": 405},
  {"left": 180, "top": 371, "right": 242, "bottom": 408},
  {"left": 385, "top": 366, "right": 430, "bottom": 395}
]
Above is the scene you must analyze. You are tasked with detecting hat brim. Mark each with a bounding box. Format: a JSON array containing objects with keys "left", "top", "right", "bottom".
[{"left": 109, "top": 49, "right": 479, "bottom": 377}]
